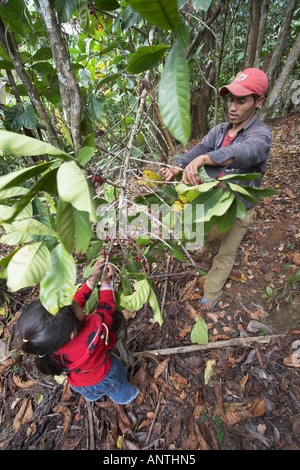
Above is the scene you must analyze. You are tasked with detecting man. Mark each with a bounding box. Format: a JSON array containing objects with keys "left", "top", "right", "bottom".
[{"left": 162, "top": 68, "right": 272, "bottom": 310}]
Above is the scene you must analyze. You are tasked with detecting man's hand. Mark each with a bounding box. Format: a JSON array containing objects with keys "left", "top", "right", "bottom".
[
  {"left": 181, "top": 156, "right": 206, "bottom": 186},
  {"left": 161, "top": 165, "right": 182, "bottom": 182}
]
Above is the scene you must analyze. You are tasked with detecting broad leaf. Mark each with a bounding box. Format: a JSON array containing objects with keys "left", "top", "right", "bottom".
[
  {"left": 55, "top": 0, "right": 78, "bottom": 23},
  {"left": 126, "top": 0, "right": 178, "bottom": 31},
  {"left": 177, "top": 181, "right": 218, "bottom": 194},
  {"left": 148, "top": 286, "right": 163, "bottom": 326},
  {"left": 119, "top": 279, "right": 150, "bottom": 312},
  {"left": 204, "top": 191, "right": 235, "bottom": 221},
  {"left": 191, "top": 316, "right": 208, "bottom": 345},
  {"left": 55, "top": 200, "right": 75, "bottom": 253},
  {"left": 191, "top": 0, "right": 213, "bottom": 12},
  {"left": 77, "top": 146, "right": 95, "bottom": 166},
  {"left": 7, "top": 242, "right": 51, "bottom": 292},
  {"left": 228, "top": 182, "right": 259, "bottom": 204},
  {"left": 40, "top": 243, "right": 77, "bottom": 314},
  {"left": 158, "top": 41, "right": 191, "bottom": 147},
  {"left": 57, "top": 161, "right": 97, "bottom": 221},
  {"left": 73, "top": 209, "right": 93, "bottom": 252},
  {"left": 2, "top": 218, "right": 58, "bottom": 239},
  {"left": 2, "top": 168, "right": 59, "bottom": 223},
  {"left": 218, "top": 173, "right": 261, "bottom": 182},
  {"left": 94, "top": 0, "right": 120, "bottom": 10},
  {"left": 0, "top": 130, "right": 71, "bottom": 160},
  {"left": 0, "top": 161, "right": 56, "bottom": 192},
  {"left": 127, "top": 45, "right": 169, "bottom": 74}
]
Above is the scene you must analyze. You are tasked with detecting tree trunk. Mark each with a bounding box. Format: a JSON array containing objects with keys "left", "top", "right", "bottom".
[
  {"left": 260, "top": 30, "right": 300, "bottom": 120},
  {"left": 266, "top": 0, "right": 297, "bottom": 90},
  {"left": 246, "top": 0, "right": 263, "bottom": 68},
  {"left": 38, "top": 0, "right": 83, "bottom": 156},
  {"left": 254, "top": 0, "right": 270, "bottom": 67},
  {"left": 0, "top": 19, "right": 61, "bottom": 149}
]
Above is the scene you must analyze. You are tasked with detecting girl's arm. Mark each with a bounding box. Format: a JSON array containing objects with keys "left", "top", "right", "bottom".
[{"left": 73, "top": 258, "right": 105, "bottom": 308}]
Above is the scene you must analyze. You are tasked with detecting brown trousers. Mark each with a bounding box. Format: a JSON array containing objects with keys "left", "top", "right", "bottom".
[{"left": 203, "top": 208, "right": 256, "bottom": 301}]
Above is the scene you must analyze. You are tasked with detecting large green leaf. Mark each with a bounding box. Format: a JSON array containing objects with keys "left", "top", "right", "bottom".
[
  {"left": 127, "top": 45, "right": 169, "bottom": 74},
  {"left": 40, "top": 243, "right": 77, "bottom": 314},
  {"left": 191, "top": 316, "right": 208, "bottom": 345},
  {"left": 94, "top": 0, "right": 120, "bottom": 10},
  {"left": 0, "top": 161, "right": 56, "bottom": 192},
  {"left": 0, "top": 130, "right": 71, "bottom": 160},
  {"left": 119, "top": 279, "right": 150, "bottom": 312},
  {"left": 119, "top": 278, "right": 163, "bottom": 325},
  {"left": 126, "top": 0, "right": 178, "bottom": 30},
  {"left": 1, "top": 169, "right": 59, "bottom": 223},
  {"left": 158, "top": 41, "right": 191, "bottom": 147},
  {"left": 55, "top": 0, "right": 78, "bottom": 23},
  {"left": 218, "top": 173, "right": 262, "bottom": 182},
  {"left": 57, "top": 161, "right": 97, "bottom": 221},
  {"left": 204, "top": 191, "right": 235, "bottom": 221},
  {"left": 191, "top": 0, "right": 213, "bottom": 12},
  {"left": 55, "top": 200, "right": 75, "bottom": 253},
  {"left": 148, "top": 286, "right": 163, "bottom": 326},
  {"left": 7, "top": 242, "right": 51, "bottom": 292},
  {"left": 73, "top": 209, "right": 93, "bottom": 253}
]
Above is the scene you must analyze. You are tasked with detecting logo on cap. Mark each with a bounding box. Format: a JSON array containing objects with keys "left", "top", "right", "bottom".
[{"left": 235, "top": 73, "right": 249, "bottom": 82}]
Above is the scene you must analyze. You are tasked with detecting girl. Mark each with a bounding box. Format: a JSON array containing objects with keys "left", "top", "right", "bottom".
[{"left": 17, "top": 258, "right": 139, "bottom": 404}]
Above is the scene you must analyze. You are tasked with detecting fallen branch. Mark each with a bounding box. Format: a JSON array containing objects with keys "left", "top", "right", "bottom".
[{"left": 132, "top": 333, "right": 287, "bottom": 357}]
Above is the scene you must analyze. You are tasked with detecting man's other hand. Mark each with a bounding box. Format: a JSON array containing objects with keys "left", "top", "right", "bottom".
[{"left": 161, "top": 165, "right": 182, "bottom": 182}]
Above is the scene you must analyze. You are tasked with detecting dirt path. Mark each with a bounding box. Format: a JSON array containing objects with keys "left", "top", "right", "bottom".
[{"left": 0, "top": 113, "right": 299, "bottom": 451}]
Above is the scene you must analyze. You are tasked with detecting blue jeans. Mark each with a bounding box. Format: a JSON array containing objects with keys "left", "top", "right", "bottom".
[{"left": 70, "top": 355, "right": 139, "bottom": 404}]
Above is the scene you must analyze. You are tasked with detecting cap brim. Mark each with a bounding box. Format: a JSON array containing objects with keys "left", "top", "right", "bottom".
[{"left": 219, "top": 83, "right": 253, "bottom": 97}]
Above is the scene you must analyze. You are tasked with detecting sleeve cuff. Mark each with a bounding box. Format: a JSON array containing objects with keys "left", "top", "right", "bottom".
[{"left": 86, "top": 280, "right": 95, "bottom": 290}]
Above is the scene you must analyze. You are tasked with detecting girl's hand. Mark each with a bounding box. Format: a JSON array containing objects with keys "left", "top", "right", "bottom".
[{"left": 89, "top": 257, "right": 104, "bottom": 287}]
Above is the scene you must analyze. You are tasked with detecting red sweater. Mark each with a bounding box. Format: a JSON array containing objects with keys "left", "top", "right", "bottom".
[{"left": 55, "top": 283, "right": 117, "bottom": 387}]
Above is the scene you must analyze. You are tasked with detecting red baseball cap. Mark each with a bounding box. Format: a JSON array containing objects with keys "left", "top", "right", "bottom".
[{"left": 220, "top": 68, "right": 268, "bottom": 97}]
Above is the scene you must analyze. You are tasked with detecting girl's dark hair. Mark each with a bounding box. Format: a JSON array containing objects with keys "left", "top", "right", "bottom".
[{"left": 17, "top": 300, "right": 82, "bottom": 376}]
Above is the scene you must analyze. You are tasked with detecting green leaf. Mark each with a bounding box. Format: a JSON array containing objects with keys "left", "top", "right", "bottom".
[
  {"left": 55, "top": 200, "right": 75, "bottom": 253},
  {"left": 216, "top": 197, "right": 237, "bottom": 233},
  {"left": 3, "top": 218, "right": 58, "bottom": 238},
  {"left": 0, "top": 130, "right": 71, "bottom": 160},
  {"left": 57, "top": 161, "right": 97, "bottom": 221},
  {"left": 0, "top": 230, "right": 32, "bottom": 245},
  {"left": 119, "top": 279, "right": 150, "bottom": 312},
  {"left": 177, "top": 181, "right": 218, "bottom": 194},
  {"left": 127, "top": 45, "right": 169, "bottom": 74},
  {"left": 85, "top": 286, "right": 100, "bottom": 314},
  {"left": 241, "top": 186, "right": 278, "bottom": 200},
  {"left": 191, "top": 0, "right": 213, "bottom": 12},
  {"left": 7, "top": 242, "right": 51, "bottom": 292},
  {"left": 0, "top": 186, "right": 29, "bottom": 200},
  {"left": 126, "top": 0, "right": 178, "bottom": 31},
  {"left": 2, "top": 168, "right": 58, "bottom": 224},
  {"left": 77, "top": 146, "right": 95, "bottom": 166},
  {"left": 0, "top": 161, "right": 55, "bottom": 192},
  {"left": 191, "top": 316, "right": 208, "bottom": 345},
  {"left": 228, "top": 182, "right": 258, "bottom": 204},
  {"left": 218, "top": 173, "right": 262, "bottom": 182},
  {"left": 87, "top": 94, "right": 105, "bottom": 122},
  {"left": 235, "top": 196, "right": 247, "bottom": 219},
  {"left": 158, "top": 41, "right": 191, "bottom": 147},
  {"left": 73, "top": 209, "right": 92, "bottom": 253},
  {"left": 163, "top": 240, "right": 188, "bottom": 263},
  {"left": 148, "top": 287, "right": 163, "bottom": 326},
  {"left": 40, "top": 243, "right": 77, "bottom": 314},
  {"left": 204, "top": 192, "right": 235, "bottom": 221},
  {"left": 55, "top": 0, "right": 78, "bottom": 23},
  {"left": 94, "top": 0, "right": 119, "bottom": 10}
]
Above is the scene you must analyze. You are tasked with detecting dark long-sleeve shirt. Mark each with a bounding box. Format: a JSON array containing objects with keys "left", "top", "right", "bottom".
[{"left": 176, "top": 114, "right": 272, "bottom": 209}]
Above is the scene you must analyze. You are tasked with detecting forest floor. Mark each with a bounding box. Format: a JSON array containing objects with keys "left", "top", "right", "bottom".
[{"left": 0, "top": 112, "right": 300, "bottom": 452}]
